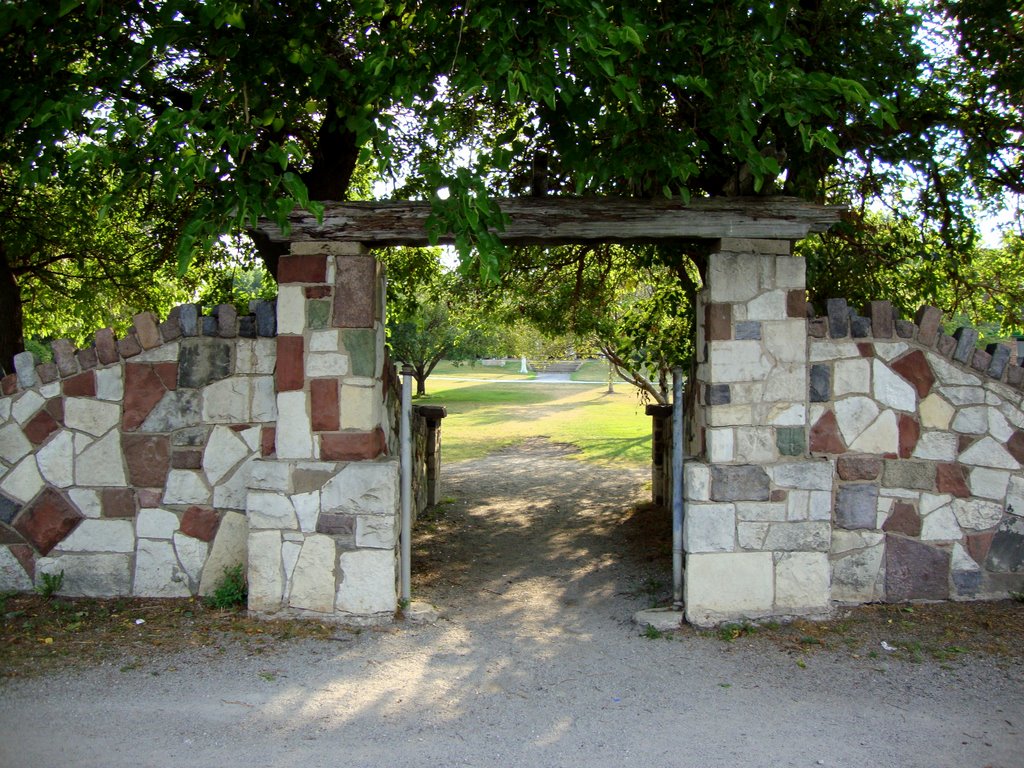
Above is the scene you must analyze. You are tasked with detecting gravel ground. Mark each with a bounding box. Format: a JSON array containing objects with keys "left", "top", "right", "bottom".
[{"left": 2, "top": 440, "right": 1022, "bottom": 768}]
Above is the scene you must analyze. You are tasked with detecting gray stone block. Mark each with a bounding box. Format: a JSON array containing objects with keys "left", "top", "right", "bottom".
[
  {"left": 735, "top": 321, "right": 761, "bottom": 340},
  {"left": 882, "top": 460, "right": 935, "bottom": 491},
  {"left": 255, "top": 300, "right": 277, "bottom": 337},
  {"left": 706, "top": 384, "right": 731, "bottom": 405},
  {"left": 809, "top": 364, "right": 831, "bottom": 403},
  {"left": 215, "top": 303, "right": 239, "bottom": 338},
  {"left": 835, "top": 483, "right": 878, "bottom": 529},
  {"left": 895, "top": 319, "right": 916, "bottom": 339},
  {"left": 178, "top": 304, "right": 201, "bottom": 337},
  {"left": 986, "top": 516, "right": 1024, "bottom": 573},
  {"left": 178, "top": 338, "right": 234, "bottom": 388},
  {"left": 14, "top": 351, "right": 38, "bottom": 388},
  {"left": 238, "top": 316, "right": 257, "bottom": 338},
  {"left": 826, "top": 298, "right": 849, "bottom": 338},
  {"left": 952, "top": 569, "right": 982, "bottom": 597},
  {"left": 50, "top": 339, "right": 80, "bottom": 377},
  {"left": 138, "top": 390, "right": 202, "bottom": 432},
  {"left": 0, "top": 495, "right": 21, "bottom": 525},
  {"left": 201, "top": 315, "right": 218, "bottom": 336},
  {"left": 850, "top": 313, "right": 872, "bottom": 338},
  {"left": 952, "top": 327, "right": 979, "bottom": 364},
  {"left": 711, "top": 465, "right": 770, "bottom": 502},
  {"left": 986, "top": 343, "right": 1011, "bottom": 379}
]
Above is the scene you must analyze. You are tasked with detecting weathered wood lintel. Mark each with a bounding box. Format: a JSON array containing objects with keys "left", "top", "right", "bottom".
[{"left": 255, "top": 196, "right": 844, "bottom": 247}]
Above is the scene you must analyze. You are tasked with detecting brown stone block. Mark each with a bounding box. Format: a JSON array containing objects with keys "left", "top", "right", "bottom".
[
  {"left": 704, "top": 303, "right": 732, "bottom": 341},
  {"left": 305, "top": 285, "right": 332, "bottom": 299},
  {"left": 311, "top": 378, "right": 340, "bottom": 432},
  {"left": 971, "top": 349, "right": 992, "bottom": 372},
  {"left": 63, "top": 371, "right": 97, "bottom": 398},
  {"left": 957, "top": 434, "right": 977, "bottom": 454},
  {"left": 2, "top": 374, "right": 18, "bottom": 395},
  {"left": 786, "top": 290, "right": 807, "bottom": 319},
  {"left": 76, "top": 348, "right": 98, "bottom": 370},
  {"left": 261, "top": 427, "right": 276, "bottom": 457},
  {"left": 936, "top": 463, "right": 970, "bottom": 498},
  {"left": 51, "top": 339, "right": 80, "bottom": 377},
  {"left": 117, "top": 333, "right": 142, "bottom": 359},
  {"left": 278, "top": 254, "right": 328, "bottom": 284},
  {"left": 154, "top": 362, "right": 179, "bottom": 390},
  {"left": 95, "top": 328, "right": 119, "bottom": 364},
  {"left": 856, "top": 343, "right": 874, "bottom": 358},
  {"left": 898, "top": 413, "right": 920, "bottom": 459},
  {"left": 9, "top": 543, "right": 35, "bottom": 580},
  {"left": 1007, "top": 364, "right": 1024, "bottom": 388},
  {"left": 837, "top": 454, "right": 882, "bottom": 481},
  {"left": 965, "top": 531, "right": 995, "bottom": 565},
  {"left": 332, "top": 255, "right": 377, "bottom": 328},
  {"left": 809, "top": 410, "right": 845, "bottom": 455},
  {"left": 35, "top": 362, "right": 59, "bottom": 384},
  {"left": 883, "top": 501, "right": 921, "bottom": 537},
  {"left": 14, "top": 489, "right": 83, "bottom": 555},
  {"left": 807, "top": 317, "right": 827, "bottom": 338},
  {"left": 171, "top": 449, "right": 203, "bottom": 469},
  {"left": 320, "top": 429, "right": 386, "bottom": 461},
  {"left": 122, "top": 364, "right": 170, "bottom": 431},
  {"left": 869, "top": 301, "right": 894, "bottom": 339},
  {"left": 891, "top": 350, "right": 935, "bottom": 399},
  {"left": 123, "top": 434, "right": 171, "bottom": 487},
  {"left": 1007, "top": 429, "right": 1024, "bottom": 465},
  {"left": 276, "top": 336, "right": 305, "bottom": 392},
  {"left": 23, "top": 410, "right": 59, "bottom": 446},
  {"left": 133, "top": 312, "right": 162, "bottom": 349},
  {"left": 180, "top": 506, "right": 220, "bottom": 542},
  {"left": 45, "top": 398, "right": 64, "bottom": 422},
  {"left": 316, "top": 512, "right": 355, "bottom": 535},
  {"left": 102, "top": 488, "right": 137, "bottom": 518},
  {"left": 914, "top": 305, "right": 943, "bottom": 346},
  {"left": 936, "top": 334, "right": 956, "bottom": 358},
  {"left": 885, "top": 534, "right": 950, "bottom": 601}
]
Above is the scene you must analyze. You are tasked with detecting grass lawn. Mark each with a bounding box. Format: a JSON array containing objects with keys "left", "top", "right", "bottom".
[
  {"left": 429, "top": 359, "right": 535, "bottom": 379},
  {"left": 416, "top": 378, "right": 651, "bottom": 467}
]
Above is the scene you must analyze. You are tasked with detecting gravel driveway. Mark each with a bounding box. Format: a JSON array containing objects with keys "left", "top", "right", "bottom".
[{"left": 2, "top": 441, "right": 1021, "bottom": 768}]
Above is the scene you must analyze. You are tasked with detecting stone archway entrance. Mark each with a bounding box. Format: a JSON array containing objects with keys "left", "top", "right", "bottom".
[{"left": 250, "top": 196, "right": 842, "bottom": 625}]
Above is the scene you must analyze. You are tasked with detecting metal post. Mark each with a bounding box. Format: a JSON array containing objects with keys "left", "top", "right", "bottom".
[
  {"left": 671, "top": 366, "right": 685, "bottom": 609},
  {"left": 400, "top": 365, "right": 413, "bottom": 605}
]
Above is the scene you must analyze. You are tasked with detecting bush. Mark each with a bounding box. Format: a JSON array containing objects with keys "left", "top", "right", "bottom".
[{"left": 205, "top": 564, "right": 247, "bottom": 609}]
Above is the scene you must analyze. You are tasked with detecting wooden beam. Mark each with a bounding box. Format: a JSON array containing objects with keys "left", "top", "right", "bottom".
[{"left": 255, "top": 196, "right": 844, "bottom": 247}]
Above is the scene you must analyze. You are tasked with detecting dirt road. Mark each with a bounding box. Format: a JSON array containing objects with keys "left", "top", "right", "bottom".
[{"left": 2, "top": 441, "right": 1021, "bottom": 767}]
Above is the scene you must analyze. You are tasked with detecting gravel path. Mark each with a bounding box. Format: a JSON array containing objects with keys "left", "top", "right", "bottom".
[{"left": 2, "top": 440, "right": 1022, "bottom": 768}]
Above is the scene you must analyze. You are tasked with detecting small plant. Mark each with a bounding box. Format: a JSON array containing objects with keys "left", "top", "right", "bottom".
[
  {"left": 642, "top": 624, "right": 665, "bottom": 640},
  {"left": 717, "top": 622, "right": 757, "bottom": 642},
  {"left": 1010, "top": 591, "right": 1024, "bottom": 603},
  {"left": 35, "top": 570, "right": 64, "bottom": 599},
  {"left": 205, "top": 564, "right": 247, "bottom": 609}
]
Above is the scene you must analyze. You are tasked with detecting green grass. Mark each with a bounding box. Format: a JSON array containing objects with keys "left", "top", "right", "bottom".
[
  {"left": 429, "top": 359, "right": 535, "bottom": 380},
  {"left": 570, "top": 358, "right": 614, "bottom": 382},
  {"left": 417, "top": 379, "right": 651, "bottom": 466}
]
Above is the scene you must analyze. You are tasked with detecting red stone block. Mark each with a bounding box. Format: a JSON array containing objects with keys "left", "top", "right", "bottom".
[
  {"left": 95, "top": 328, "right": 119, "bottom": 364},
  {"left": 14, "top": 489, "right": 83, "bottom": 555},
  {"left": 180, "top": 506, "right": 220, "bottom": 542},
  {"left": 133, "top": 311, "right": 162, "bottom": 349},
  {"left": 279, "top": 254, "right": 328, "bottom": 284},
  {"left": 332, "top": 255, "right": 377, "bottom": 328},
  {"left": 869, "top": 301, "right": 894, "bottom": 339},
  {"left": 897, "top": 414, "right": 921, "bottom": 459},
  {"left": 883, "top": 501, "right": 921, "bottom": 537},
  {"left": 154, "top": 362, "right": 179, "bottom": 390},
  {"left": 786, "top": 290, "right": 807, "bottom": 319},
  {"left": 936, "top": 463, "right": 970, "bottom": 498},
  {"left": 891, "top": 350, "right": 935, "bottom": 399},
  {"left": 117, "top": 334, "right": 142, "bottom": 359},
  {"left": 76, "top": 348, "right": 98, "bottom": 370},
  {"left": 809, "top": 410, "right": 845, "bottom": 455},
  {"left": 123, "top": 434, "right": 171, "bottom": 487},
  {"left": 137, "top": 489, "right": 163, "bottom": 508},
  {"left": 50, "top": 339, "right": 80, "bottom": 377},
  {"left": 23, "top": 410, "right": 59, "bottom": 446},
  {"left": 836, "top": 454, "right": 882, "bottom": 481},
  {"left": 1007, "top": 430, "right": 1024, "bottom": 465},
  {"left": 45, "top": 398, "right": 64, "bottom": 422},
  {"left": 965, "top": 531, "right": 995, "bottom": 565},
  {"left": 63, "top": 371, "right": 97, "bottom": 398},
  {"left": 261, "top": 426, "right": 276, "bottom": 457},
  {"left": 171, "top": 449, "right": 203, "bottom": 469},
  {"left": 35, "top": 362, "right": 59, "bottom": 384},
  {"left": 276, "top": 336, "right": 305, "bottom": 392},
  {"left": 320, "top": 429, "right": 386, "bottom": 461},
  {"left": 856, "top": 343, "right": 874, "bottom": 358},
  {"left": 102, "top": 488, "right": 137, "bottom": 518},
  {"left": 704, "top": 303, "right": 732, "bottom": 341},
  {"left": 2, "top": 374, "right": 18, "bottom": 395},
  {"left": 305, "top": 285, "right": 332, "bottom": 299},
  {"left": 122, "top": 364, "right": 170, "bottom": 431},
  {"left": 9, "top": 543, "right": 35, "bottom": 580},
  {"left": 311, "top": 379, "right": 340, "bottom": 432}
]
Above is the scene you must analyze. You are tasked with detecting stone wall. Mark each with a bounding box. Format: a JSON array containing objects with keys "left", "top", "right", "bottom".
[
  {"left": 682, "top": 237, "right": 1024, "bottom": 626},
  {"left": 0, "top": 304, "right": 278, "bottom": 598}
]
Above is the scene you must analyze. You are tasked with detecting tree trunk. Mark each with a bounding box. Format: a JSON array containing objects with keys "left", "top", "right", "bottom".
[
  {"left": 415, "top": 367, "right": 427, "bottom": 396},
  {"left": 0, "top": 250, "right": 25, "bottom": 377}
]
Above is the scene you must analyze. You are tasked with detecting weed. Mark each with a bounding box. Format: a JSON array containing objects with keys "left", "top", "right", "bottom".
[
  {"left": 35, "top": 570, "right": 64, "bottom": 600},
  {"left": 204, "top": 564, "right": 247, "bottom": 610},
  {"left": 0, "top": 590, "right": 15, "bottom": 614},
  {"left": 717, "top": 622, "right": 757, "bottom": 642},
  {"left": 259, "top": 671, "right": 277, "bottom": 682},
  {"left": 1011, "top": 591, "right": 1024, "bottom": 603},
  {"left": 642, "top": 624, "right": 665, "bottom": 640}
]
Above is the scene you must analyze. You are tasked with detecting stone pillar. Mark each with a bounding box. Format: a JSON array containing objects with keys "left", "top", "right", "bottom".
[
  {"left": 684, "top": 238, "right": 831, "bottom": 626},
  {"left": 246, "top": 242, "right": 400, "bottom": 624}
]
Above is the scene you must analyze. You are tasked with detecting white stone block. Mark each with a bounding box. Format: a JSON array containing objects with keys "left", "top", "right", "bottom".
[
  {"left": 737, "top": 522, "right": 769, "bottom": 549},
  {"left": 831, "top": 529, "right": 884, "bottom": 554},
  {"left": 774, "top": 255, "right": 805, "bottom": 289},
  {"left": 281, "top": 539, "right": 302, "bottom": 584},
  {"left": 276, "top": 285, "right": 306, "bottom": 335},
  {"left": 919, "top": 393, "right": 954, "bottom": 430},
  {"left": 247, "top": 490, "right": 299, "bottom": 530},
  {"left": 920, "top": 503, "right": 962, "bottom": 540},
  {"left": 733, "top": 427, "right": 777, "bottom": 464},
  {"left": 762, "top": 320, "right": 806, "bottom": 362},
  {"left": 288, "top": 534, "right": 337, "bottom": 613},
  {"left": 834, "top": 396, "right": 879, "bottom": 445},
  {"left": 68, "top": 488, "right": 102, "bottom": 518},
  {"left": 63, "top": 397, "right": 120, "bottom": 436},
  {"left": 238, "top": 425, "right": 261, "bottom": 452},
  {"left": 0, "top": 396, "right": 10, "bottom": 421},
  {"left": 336, "top": 548, "right": 396, "bottom": 615},
  {"left": 1008, "top": 476, "right": 1024, "bottom": 517},
  {"left": 0, "top": 456, "right": 44, "bottom": 503},
  {"left": 276, "top": 391, "right": 313, "bottom": 459},
  {"left": 873, "top": 360, "right": 916, "bottom": 412},
  {"left": 736, "top": 502, "right": 786, "bottom": 522},
  {"left": 775, "top": 552, "right": 830, "bottom": 611},
  {"left": 134, "top": 342, "right": 179, "bottom": 363},
  {"left": 0, "top": 422, "right": 32, "bottom": 463},
  {"left": 873, "top": 342, "right": 909, "bottom": 362},
  {"left": 761, "top": 364, "right": 807, "bottom": 403},
  {"left": 770, "top": 461, "right": 834, "bottom": 491},
  {"left": 198, "top": 511, "right": 248, "bottom": 596},
  {"left": 292, "top": 490, "right": 321, "bottom": 532},
  {"left": 848, "top": 410, "right": 899, "bottom": 454},
  {"left": 321, "top": 461, "right": 399, "bottom": 517},
  {"left": 235, "top": 340, "right": 255, "bottom": 375},
  {"left": 834, "top": 359, "right": 870, "bottom": 396},
  {"left": 809, "top": 340, "right": 860, "bottom": 362},
  {"left": 136, "top": 508, "right": 180, "bottom": 539},
  {"left": 952, "top": 406, "right": 989, "bottom": 435},
  {"left": 173, "top": 532, "right": 208, "bottom": 588},
  {"left": 253, "top": 338, "right": 278, "bottom": 374},
  {"left": 202, "top": 378, "right": 252, "bottom": 423},
  {"left": 931, "top": 358, "right": 982, "bottom": 386},
  {"left": 163, "top": 470, "right": 212, "bottom": 505},
  {"left": 684, "top": 552, "right": 774, "bottom": 625},
  {"left": 706, "top": 404, "right": 753, "bottom": 427},
  {"left": 912, "top": 432, "right": 958, "bottom": 461},
  {"left": 710, "top": 341, "right": 772, "bottom": 382},
  {"left": 309, "top": 330, "right": 341, "bottom": 352},
  {"left": 40, "top": 382, "right": 60, "bottom": 399},
  {"left": 708, "top": 253, "right": 761, "bottom": 302},
  {"left": 998, "top": 400, "right": 1024, "bottom": 430},
  {"left": 306, "top": 352, "right": 349, "bottom": 377},
  {"left": 987, "top": 408, "right": 1013, "bottom": 442},
  {"left": 941, "top": 385, "right": 987, "bottom": 406},
  {"left": 683, "top": 503, "right": 736, "bottom": 553},
  {"left": 706, "top": 429, "right": 735, "bottom": 463},
  {"left": 249, "top": 459, "right": 292, "bottom": 492},
  {"left": 766, "top": 403, "right": 805, "bottom": 426},
  {"left": 951, "top": 542, "right": 981, "bottom": 573},
  {"left": 920, "top": 493, "right": 954, "bottom": 515},
  {"left": 36, "top": 430, "right": 74, "bottom": 487},
  {"left": 11, "top": 391, "right": 45, "bottom": 425},
  {"left": 203, "top": 425, "right": 251, "bottom": 486},
  {"left": 214, "top": 455, "right": 256, "bottom": 511},
  {"left": 251, "top": 376, "right": 277, "bottom": 422},
  {"left": 340, "top": 384, "right": 381, "bottom": 431},
  {"left": 356, "top": 514, "right": 398, "bottom": 549},
  {"left": 684, "top": 463, "right": 710, "bottom": 502},
  {"left": 808, "top": 490, "right": 832, "bottom": 521},
  {"left": 75, "top": 431, "right": 127, "bottom": 487},
  {"left": 134, "top": 539, "right": 191, "bottom": 597},
  {"left": 0, "top": 546, "right": 33, "bottom": 591},
  {"left": 746, "top": 291, "right": 787, "bottom": 321},
  {"left": 763, "top": 521, "right": 831, "bottom": 552},
  {"left": 969, "top": 467, "right": 1011, "bottom": 501},
  {"left": 57, "top": 519, "right": 135, "bottom": 553},
  {"left": 959, "top": 436, "right": 1020, "bottom": 470},
  {"left": 830, "top": 543, "right": 883, "bottom": 603},
  {"left": 38, "top": 553, "right": 131, "bottom": 597},
  {"left": 247, "top": 530, "right": 284, "bottom": 612},
  {"left": 952, "top": 498, "right": 1005, "bottom": 531}
]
